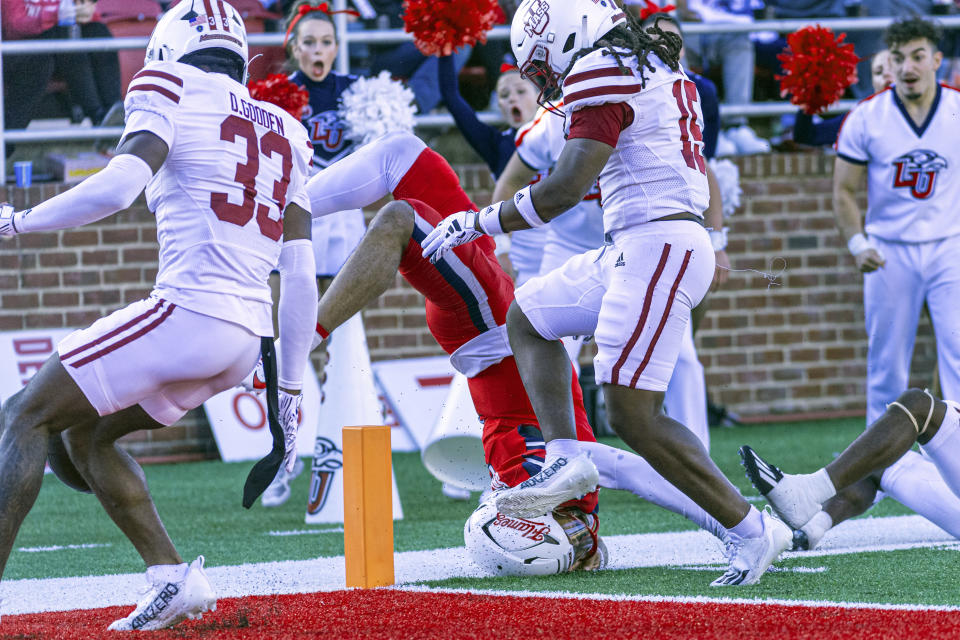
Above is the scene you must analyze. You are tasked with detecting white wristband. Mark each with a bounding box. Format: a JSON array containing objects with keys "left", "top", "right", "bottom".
[
  {"left": 847, "top": 232, "right": 872, "bottom": 256},
  {"left": 708, "top": 228, "right": 728, "bottom": 251},
  {"left": 476, "top": 201, "right": 505, "bottom": 235},
  {"left": 513, "top": 184, "right": 548, "bottom": 228}
]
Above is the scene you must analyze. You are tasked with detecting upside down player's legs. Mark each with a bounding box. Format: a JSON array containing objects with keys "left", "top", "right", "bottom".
[
  {"left": 306, "top": 131, "right": 427, "bottom": 216},
  {"left": 316, "top": 201, "right": 416, "bottom": 335}
]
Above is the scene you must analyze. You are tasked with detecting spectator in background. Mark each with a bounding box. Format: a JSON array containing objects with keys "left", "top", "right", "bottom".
[
  {"left": 437, "top": 57, "right": 544, "bottom": 284},
  {"left": 57, "top": 0, "right": 123, "bottom": 125},
  {"left": 793, "top": 48, "right": 894, "bottom": 147},
  {"left": 1, "top": 0, "right": 61, "bottom": 133},
  {"left": 1, "top": 0, "right": 121, "bottom": 134},
  {"left": 675, "top": 0, "right": 772, "bottom": 154}
]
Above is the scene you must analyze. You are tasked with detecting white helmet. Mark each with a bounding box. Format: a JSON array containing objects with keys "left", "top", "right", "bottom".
[
  {"left": 145, "top": 0, "right": 249, "bottom": 70},
  {"left": 510, "top": 0, "right": 626, "bottom": 101},
  {"left": 464, "top": 500, "right": 574, "bottom": 576}
]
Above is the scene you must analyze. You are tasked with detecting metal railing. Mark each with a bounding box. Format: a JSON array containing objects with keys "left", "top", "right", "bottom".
[{"left": 2, "top": 12, "right": 960, "bottom": 182}]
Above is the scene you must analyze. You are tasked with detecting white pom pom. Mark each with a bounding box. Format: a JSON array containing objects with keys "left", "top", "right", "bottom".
[
  {"left": 708, "top": 158, "right": 742, "bottom": 217},
  {"left": 338, "top": 71, "right": 418, "bottom": 147}
]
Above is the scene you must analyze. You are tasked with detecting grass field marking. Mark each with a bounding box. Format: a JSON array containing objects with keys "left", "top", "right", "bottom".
[
  {"left": 5, "top": 514, "right": 956, "bottom": 615},
  {"left": 395, "top": 585, "right": 960, "bottom": 613},
  {"left": 784, "top": 539, "right": 960, "bottom": 560},
  {"left": 266, "top": 528, "right": 344, "bottom": 537},
  {"left": 16, "top": 543, "right": 112, "bottom": 553}
]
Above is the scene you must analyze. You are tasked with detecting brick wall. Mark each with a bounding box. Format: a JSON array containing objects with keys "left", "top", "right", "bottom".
[{"left": 0, "top": 152, "right": 936, "bottom": 458}]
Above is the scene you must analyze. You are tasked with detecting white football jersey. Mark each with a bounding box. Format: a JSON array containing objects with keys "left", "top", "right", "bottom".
[
  {"left": 121, "top": 61, "right": 313, "bottom": 337},
  {"left": 561, "top": 48, "right": 709, "bottom": 235},
  {"left": 515, "top": 104, "right": 604, "bottom": 254},
  {"left": 835, "top": 85, "right": 960, "bottom": 243}
]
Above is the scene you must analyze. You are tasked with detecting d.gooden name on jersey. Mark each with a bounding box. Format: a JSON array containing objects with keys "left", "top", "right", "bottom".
[
  {"left": 122, "top": 60, "right": 313, "bottom": 337},
  {"left": 561, "top": 48, "right": 710, "bottom": 236}
]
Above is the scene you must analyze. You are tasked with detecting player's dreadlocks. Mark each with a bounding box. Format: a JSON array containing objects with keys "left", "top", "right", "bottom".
[{"left": 563, "top": 10, "right": 682, "bottom": 90}]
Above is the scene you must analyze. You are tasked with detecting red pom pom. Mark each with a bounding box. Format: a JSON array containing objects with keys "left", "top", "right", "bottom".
[
  {"left": 247, "top": 74, "right": 310, "bottom": 120},
  {"left": 776, "top": 25, "right": 860, "bottom": 116},
  {"left": 402, "top": 0, "right": 505, "bottom": 57}
]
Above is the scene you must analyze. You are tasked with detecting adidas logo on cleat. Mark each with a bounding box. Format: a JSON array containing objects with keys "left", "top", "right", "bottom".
[{"left": 131, "top": 584, "right": 180, "bottom": 630}]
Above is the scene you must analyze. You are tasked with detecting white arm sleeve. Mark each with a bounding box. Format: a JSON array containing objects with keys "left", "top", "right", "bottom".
[
  {"left": 16, "top": 154, "right": 154, "bottom": 233},
  {"left": 306, "top": 130, "right": 426, "bottom": 217},
  {"left": 277, "top": 239, "right": 318, "bottom": 390}
]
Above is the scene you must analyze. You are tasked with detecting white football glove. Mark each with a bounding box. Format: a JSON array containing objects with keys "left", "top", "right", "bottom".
[
  {"left": 239, "top": 357, "right": 267, "bottom": 395},
  {"left": 0, "top": 203, "right": 20, "bottom": 238},
  {"left": 421, "top": 209, "right": 484, "bottom": 264},
  {"left": 278, "top": 390, "right": 303, "bottom": 473}
]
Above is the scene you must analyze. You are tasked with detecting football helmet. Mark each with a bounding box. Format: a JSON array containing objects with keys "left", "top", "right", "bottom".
[
  {"left": 145, "top": 0, "right": 249, "bottom": 70},
  {"left": 464, "top": 500, "right": 574, "bottom": 576},
  {"left": 510, "top": 0, "right": 626, "bottom": 102}
]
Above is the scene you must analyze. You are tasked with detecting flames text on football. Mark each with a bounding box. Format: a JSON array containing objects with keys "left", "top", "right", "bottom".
[
  {"left": 229, "top": 93, "right": 286, "bottom": 137},
  {"left": 492, "top": 513, "right": 552, "bottom": 541}
]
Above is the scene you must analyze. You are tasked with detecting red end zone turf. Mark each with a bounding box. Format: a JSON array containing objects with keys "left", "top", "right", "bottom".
[{"left": 6, "top": 590, "right": 960, "bottom": 639}]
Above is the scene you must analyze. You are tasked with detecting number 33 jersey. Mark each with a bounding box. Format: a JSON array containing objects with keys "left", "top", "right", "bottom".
[
  {"left": 561, "top": 49, "right": 709, "bottom": 235},
  {"left": 121, "top": 60, "right": 313, "bottom": 337}
]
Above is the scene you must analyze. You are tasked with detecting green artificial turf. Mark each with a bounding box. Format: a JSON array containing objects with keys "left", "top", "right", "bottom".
[{"left": 4, "top": 416, "right": 928, "bottom": 598}]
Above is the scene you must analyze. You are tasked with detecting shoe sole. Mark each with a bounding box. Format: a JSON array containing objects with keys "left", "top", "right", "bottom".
[
  {"left": 495, "top": 458, "right": 599, "bottom": 519},
  {"left": 739, "top": 445, "right": 781, "bottom": 497}
]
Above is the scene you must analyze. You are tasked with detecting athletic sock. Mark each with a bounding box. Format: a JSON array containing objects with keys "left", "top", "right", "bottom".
[
  {"left": 728, "top": 506, "right": 764, "bottom": 540},
  {"left": 579, "top": 441, "right": 725, "bottom": 539},
  {"left": 800, "top": 510, "right": 833, "bottom": 548},
  {"left": 546, "top": 438, "right": 581, "bottom": 460},
  {"left": 806, "top": 468, "right": 837, "bottom": 503}
]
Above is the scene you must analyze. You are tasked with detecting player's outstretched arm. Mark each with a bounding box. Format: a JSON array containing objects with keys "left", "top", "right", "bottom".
[
  {"left": 0, "top": 131, "right": 167, "bottom": 238},
  {"left": 275, "top": 202, "right": 318, "bottom": 472},
  {"left": 421, "top": 138, "right": 612, "bottom": 262}
]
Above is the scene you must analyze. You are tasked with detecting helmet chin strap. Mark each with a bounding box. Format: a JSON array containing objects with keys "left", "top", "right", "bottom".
[{"left": 580, "top": 15, "right": 588, "bottom": 44}]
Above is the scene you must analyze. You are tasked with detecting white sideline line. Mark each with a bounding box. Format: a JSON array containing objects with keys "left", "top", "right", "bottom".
[
  {"left": 3, "top": 514, "right": 956, "bottom": 615},
  {"left": 267, "top": 528, "right": 344, "bottom": 537},
  {"left": 17, "top": 543, "right": 111, "bottom": 553}
]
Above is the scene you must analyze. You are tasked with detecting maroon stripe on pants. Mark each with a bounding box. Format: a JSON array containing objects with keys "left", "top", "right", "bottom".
[
  {"left": 69, "top": 303, "right": 177, "bottom": 368},
  {"left": 610, "top": 244, "right": 671, "bottom": 386},
  {"left": 629, "top": 249, "right": 693, "bottom": 388},
  {"left": 60, "top": 300, "right": 165, "bottom": 359}
]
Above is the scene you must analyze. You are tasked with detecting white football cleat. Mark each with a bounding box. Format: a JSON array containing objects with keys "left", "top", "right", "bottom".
[
  {"left": 261, "top": 457, "right": 305, "bottom": 507},
  {"left": 711, "top": 510, "right": 792, "bottom": 586},
  {"left": 494, "top": 453, "right": 599, "bottom": 519},
  {"left": 108, "top": 556, "right": 216, "bottom": 631},
  {"left": 740, "top": 445, "right": 824, "bottom": 529}
]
